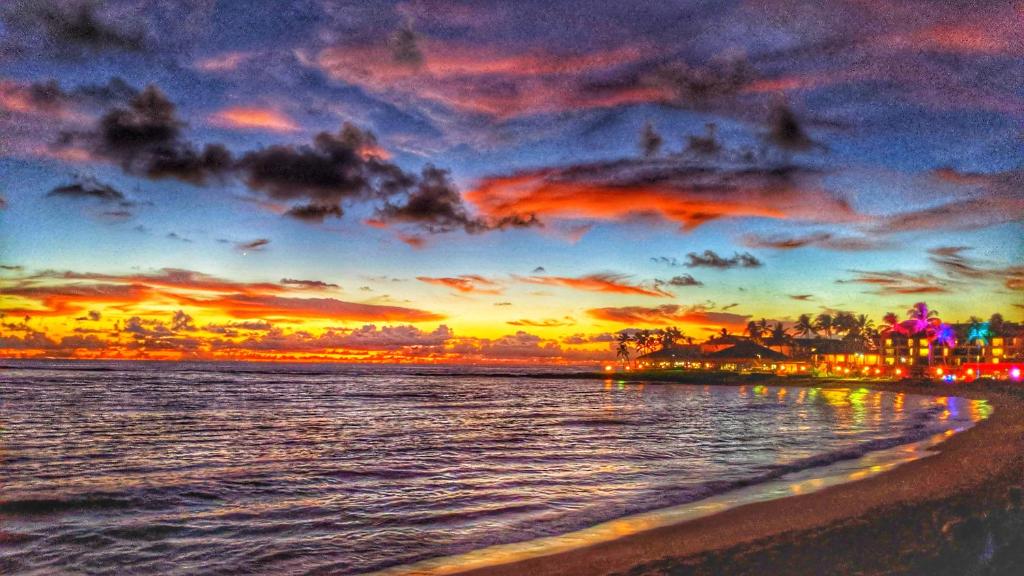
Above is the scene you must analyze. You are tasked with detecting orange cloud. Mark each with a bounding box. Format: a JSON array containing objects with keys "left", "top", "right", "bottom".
[
  {"left": 467, "top": 160, "right": 860, "bottom": 231},
  {"left": 2, "top": 283, "right": 155, "bottom": 317},
  {"left": 884, "top": 23, "right": 1020, "bottom": 55},
  {"left": 516, "top": 273, "right": 670, "bottom": 297},
  {"left": 55, "top": 269, "right": 287, "bottom": 295},
  {"left": 587, "top": 304, "right": 750, "bottom": 328},
  {"left": 195, "top": 52, "right": 252, "bottom": 72},
  {"left": 210, "top": 107, "right": 298, "bottom": 132},
  {"left": 314, "top": 41, "right": 669, "bottom": 118},
  {"left": 3, "top": 269, "right": 443, "bottom": 323},
  {"left": 837, "top": 271, "right": 952, "bottom": 295},
  {"left": 179, "top": 294, "right": 444, "bottom": 322},
  {"left": 417, "top": 275, "right": 502, "bottom": 294}
]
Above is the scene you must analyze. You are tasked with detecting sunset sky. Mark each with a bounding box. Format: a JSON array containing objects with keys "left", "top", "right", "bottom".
[{"left": 1, "top": 0, "right": 1021, "bottom": 362}]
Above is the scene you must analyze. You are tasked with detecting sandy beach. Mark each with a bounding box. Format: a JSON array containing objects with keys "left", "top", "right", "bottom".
[{"left": 459, "top": 377, "right": 1024, "bottom": 576}]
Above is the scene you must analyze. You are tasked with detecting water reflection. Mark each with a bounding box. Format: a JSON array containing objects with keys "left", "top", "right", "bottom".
[{"left": 0, "top": 364, "right": 992, "bottom": 576}]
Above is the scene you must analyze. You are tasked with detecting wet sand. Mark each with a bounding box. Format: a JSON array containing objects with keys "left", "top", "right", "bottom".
[{"left": 459, "top": 377, "right": 1024, "bottom": 576}]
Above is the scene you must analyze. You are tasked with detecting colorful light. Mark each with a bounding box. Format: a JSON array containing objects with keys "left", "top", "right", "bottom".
[
  {"left": 1012, "top": 367, "right": 1021, "bottom": 380},
  {"left": 604, "top": 365, "right": 613, "bottom": 372}
]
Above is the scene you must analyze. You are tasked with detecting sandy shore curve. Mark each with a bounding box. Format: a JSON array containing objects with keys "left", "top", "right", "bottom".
[{"left": 452, "top": 378, "right": 1024, "bottom": 576}]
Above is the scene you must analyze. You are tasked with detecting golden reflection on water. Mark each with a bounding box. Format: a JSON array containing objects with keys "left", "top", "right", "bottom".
[{"left": 970, "top": 399, "right": 992, "bottom": 421}]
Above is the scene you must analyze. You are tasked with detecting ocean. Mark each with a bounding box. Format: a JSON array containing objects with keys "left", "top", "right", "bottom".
[{"left": 0, "top": 361, "right": 989, "bottom": 575}]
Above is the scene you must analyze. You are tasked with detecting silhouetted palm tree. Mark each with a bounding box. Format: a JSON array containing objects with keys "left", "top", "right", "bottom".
[
  {"left": 814, "top": 313, "right": 835, "bottom": 338},
  {"left": 634, "top": 330, "right": 654, "bottom": 355},
  {"left": 989, "top": 313, "right": 1005, "bottom": 336},
  {"left": 882, "top": 312, "right": 900, "bottom": 332},
  {"left": 833, "top": 311, "right": 856, "bottom": 339},
  {"left": 615, "top": 332, "right": 633, "bottom": 366},
  {"left": 846, "top": 314, "right": 875, "bottom": 345},
  {"left": 661, "top": 326, "right": 683, "bottom": 349},
  {"left": 745, "top": 320, "right": 762, "bottom": 343},
  {"left": 793, "top": 314, "right": 816, "bottom": 337},
  {"left": 768, "top": 322, "right": 791, "bottom": 347}
]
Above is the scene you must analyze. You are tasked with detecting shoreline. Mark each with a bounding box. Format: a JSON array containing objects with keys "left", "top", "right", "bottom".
[{"left": 448, "top": 375, "right": 1024, "bottom": 576}]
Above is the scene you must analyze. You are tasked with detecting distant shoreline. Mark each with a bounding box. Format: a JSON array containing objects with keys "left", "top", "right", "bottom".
[{"left": 452, "top": 377, "right": 1024, "bottom": 576}]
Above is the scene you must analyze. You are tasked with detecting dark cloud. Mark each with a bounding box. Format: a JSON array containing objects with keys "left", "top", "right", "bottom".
[
  {"left": 47, "top": 180, "right": 125, "bottom": 202},
  {"left": 650, "top": 256, "right": 682, "bottom": 267},
  {"left": 657, "top": 274, "right": 703, "bottom": 287},
  {"left": 123, "top": 316, "right": 173, "bottom": 338},
  {"left": 239, "top": 123, "right": 411, "bottom": 209},
  {"left": 685, "top": 250, "right": 762, "bottom": 269},
  {"left": 46, "top": 88, "right": 541, "bottom": 237},
  {"left": 684, "top": 123, "right": 722, "bottom": 157},
  {"left": 285, "top": 203, "right": 344, "bottom": 222},
  {"left": 27, "top": 77, "right": 138, "bottom": 110},
  {"left": 375, "top": 165, "right": 539, "bottom": 234},
  {"left": 742, "top": 231, "right": 882, "bottom": 251},
  {"left": 280, "top": 278, "right": 340, "bottom": 289},
  {"left": 166, "top": 232, "right": 192, "bottom": 243},
  {"left": 171, "top": 310, "right": 197, "bottom": 332},
  {"left": 639, "top": 122, "right": 663, "bottom": 157},
  {"left": 65, "top": 85, "right": 233, "bottom": 184},
  {"left": 789, "top": 294, "right": 814, "bottom": 301},
  {"left": 647, "top": 56, "right": 757, "bottom": 109},
  {"left": 531, "top": 266, "right": 546, "bottom": 274},
  {"left": 765, "top": 103, "right": 818, "bottom": 152},
  {"left": 389, "top": 22, "right": 423, "bottom": 67},
  {"left": 1, "top": 264, "right": 25, "bottom": 271},
  {"left": 3, "top": 0, "right": 148, "bottom": 57},
  {"left": 237, "top": 238, "right": 270, "bottom": 252}
]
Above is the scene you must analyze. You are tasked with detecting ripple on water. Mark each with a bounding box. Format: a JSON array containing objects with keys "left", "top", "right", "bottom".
[{"left": 0, "top": 361, "right": 986, "bottom": 575}]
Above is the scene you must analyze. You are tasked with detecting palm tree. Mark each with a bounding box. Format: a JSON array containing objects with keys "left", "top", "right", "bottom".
[
  {"left": 745, "top": 320, "right": 762, "bottom": 343},
  {"left": 989, "top": 313, "right": 1005, "bottom": 336},
  {"left": 847, "top": 314, "right": 875, "bottom": 345},
  {"left": 793, "top": 314, "right": 816, "bottom": 338},
  {"left": 767, "top": 322, "right": 791, "bottom": 350},
  {"left": 904, "top": 302, "right": 949, "bottom": 366},
  {"left": 833, "top": 311, "right": 856, "bottom": 339},
  {"left": 882, "top": 312, "right": 900, "bottom": 333},
  {"left": 814, "top": 313, "right": 834, "bottom": 339},
  {"left": 615, "top": 332, "right": 633, "bottom": 366},
  {"left": 661, "top": 326, "right": 683, "bottom": 349},
  {"left": 757, "top": 318, "right": 770, "bottom": 338},
  {"left": 908, "top": 302, "right": 938, "bottom": 320},
  {"left": 965, "top": 317, "right": 989, "bottom": 364},
  {"left": 634, "top": 330, "right": 653, "bottom": 355}
]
